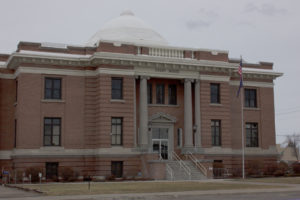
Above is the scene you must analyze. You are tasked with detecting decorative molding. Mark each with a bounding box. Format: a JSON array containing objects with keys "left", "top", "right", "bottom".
[
  {"left": 0, "top": 73, "right": 15, "bottom": 79},
  {"left": 2, "top": 147, "right": 140, "bottom": 159},
  {"left": 199, "top": 75, "right": 230, "bottom": 82},
  {"left": 149, "top": 112, "right": 177, "bottom": 123},
  {"left": 14, "top": 66, "right": 135, "bottom": 77},
  {"left": 202, "top": 146, "right": 279, "bottom": 156},
  {"left": 230, "top": 80, "right": 274, "bottom": 88},
  {"left": 0, "top": 150, "right": 12, "bottom": 159},
  {"left": 97, "top": 68, "right": 135, "bottom": 76},
  {"left": 3, "top": 51, "right": 282, "bottom": 81}
]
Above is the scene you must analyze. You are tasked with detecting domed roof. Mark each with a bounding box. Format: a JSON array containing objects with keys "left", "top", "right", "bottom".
[{"left": 86, "top": 10, "right": 168, "bottom": 46}]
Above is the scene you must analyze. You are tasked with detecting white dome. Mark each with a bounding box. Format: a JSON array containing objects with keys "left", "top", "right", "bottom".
[{"left": 86, "top": 10, "right": 168, "bottom": 46}]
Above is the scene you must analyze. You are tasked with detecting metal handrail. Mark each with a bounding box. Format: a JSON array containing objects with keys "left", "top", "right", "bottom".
[
  {"left": 166, "top": 164, "right": 174, "bottom": 181},
  {"left": 186, "top": 151, "right": 207, "bottom": 176},
  {"left": 172, "top": 151, "right": 191, "bottom": 180},
  {"left": 158, "top": 153, "right": 163, "bottom": 160}
]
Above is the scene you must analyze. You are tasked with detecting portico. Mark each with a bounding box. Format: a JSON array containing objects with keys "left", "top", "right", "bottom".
[{"left": 137, "top": 76, "right": 202, "bottom": 156}]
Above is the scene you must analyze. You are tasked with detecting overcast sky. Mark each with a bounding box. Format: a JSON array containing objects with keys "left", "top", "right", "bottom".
[{"left": 1, "top": 0, "right": 299, "bottom": 144}]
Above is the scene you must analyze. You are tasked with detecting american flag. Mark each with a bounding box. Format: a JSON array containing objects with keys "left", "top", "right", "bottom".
[{"left": 236, "top": 58, "right": 243, "bottom": 97}]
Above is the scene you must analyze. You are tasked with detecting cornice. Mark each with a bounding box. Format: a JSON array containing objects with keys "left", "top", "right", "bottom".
[{"left": 4, "top": 51, "right": 282, "bottom": 80}]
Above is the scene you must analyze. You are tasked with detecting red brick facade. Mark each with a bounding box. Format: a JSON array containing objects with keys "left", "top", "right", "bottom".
[{"left": 0, "top": 39, "right": 281, "bottom": 181}]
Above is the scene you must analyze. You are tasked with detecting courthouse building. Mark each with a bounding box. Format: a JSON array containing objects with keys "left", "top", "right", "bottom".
[{"left": 0, "top": 11, "right": 282, "bottom": 180}]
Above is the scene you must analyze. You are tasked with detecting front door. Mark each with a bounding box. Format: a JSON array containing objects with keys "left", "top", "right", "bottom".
[{"left": 152, "top": 128, "right": 168, "bottom": 159}]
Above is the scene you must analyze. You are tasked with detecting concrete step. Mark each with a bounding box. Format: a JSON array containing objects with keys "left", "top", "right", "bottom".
[{"left": 165, "top": 160, "right": 207, "bottom": 180}]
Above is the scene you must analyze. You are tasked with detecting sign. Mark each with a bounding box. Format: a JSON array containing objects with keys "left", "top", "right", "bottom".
[
  {"left": 2, "top": 171, "right": 9, "bottom": 175},
  {"left": 38, "top": 173, "right": 42, "bottom": 178}
]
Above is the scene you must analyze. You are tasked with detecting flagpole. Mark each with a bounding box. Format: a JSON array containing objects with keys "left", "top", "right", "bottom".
[
  {"left": 241, "top": 82, "right": 245, "bottom": 179},
  {"left": 240, "top": 55, "right": 245, "bottom": 179}
]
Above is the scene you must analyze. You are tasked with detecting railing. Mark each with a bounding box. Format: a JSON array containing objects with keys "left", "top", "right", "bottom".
[
  {"left": 149, "top": 48, "right": 184, "bottom": 58},
  {"left": 172, "top": 151, "right": 191, "bottom": 180},
  {"left": 186, "top": 151, "right": 207, "bottom": 177},
  {"left": 213, "top": 168, "right": 236, "bottom": 179},
  {"left": 166, "top": 164, "right": 174, "bottom": 181},
  {"left": 158, "top": 153, "right": 163, "bottom": 161}
]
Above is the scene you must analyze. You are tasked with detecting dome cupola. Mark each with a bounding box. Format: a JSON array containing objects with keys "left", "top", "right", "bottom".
[{"left": 87, "top": 10, "right": 168, "bottom": 46}]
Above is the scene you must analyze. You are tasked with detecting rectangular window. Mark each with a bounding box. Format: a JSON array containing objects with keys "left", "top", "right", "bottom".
[
  {"left": 147, "top": 83, "right": 152, "bottom": 104},
  {"left": 46, "top": 162, "right": 58, "bottom": 180},
  {"left": 44, "top": 118, "right": 61, "bottom": 146},
  {"left": 246, "top": 123, "right": 258, "bottom": 147},
  {"left": 210, "top": 83, "right": 220, "bottom": 104},
  {"left": 211, "top": 120, "right": 221, "bottom": 146},
  {"left": 245, "top": 89, "right": 257, "bottom": 108},
  {"left": 168, "top": 84, "right": 177, "bottom": 105},
  {"left": 177, "top": 128, "right": 182, "bottom": 147},
  {"left": 15, "top": 79, "right": 18, "bottom": 102},
  {"left": 111, "top": 117, "right": 123, "bottom": 145},
  {"left": 45, "top": 78, "right": 61, "bottom": 99},
  {"left": 111, "top": 161, "right": 123, "bottom": 178},
  {"left": 111, "top": 78, "right": 123, "bottom": 99},
  {"left": 156, "top": 84, "right": 165, "bottom": 104},
  {"left": 14, "top": 119, "right": 17, "bottom": 148}
]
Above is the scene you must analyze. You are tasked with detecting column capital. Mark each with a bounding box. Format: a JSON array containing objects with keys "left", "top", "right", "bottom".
[
  {"left": 195, "top": 79, "right": 200, "bottom": 84},
  {"left": 140, "top": 76, "right": 150, "bottom": 80},
  {"left": 184, "top": 78, "right": 194, "bottom": 83}
]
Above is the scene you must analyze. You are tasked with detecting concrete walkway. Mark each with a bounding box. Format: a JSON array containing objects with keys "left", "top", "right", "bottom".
[
  {"left": 0, "top": 184, "right": 41, "bottom": 199},
  {"left": 1, "top": 180, "right": 300, "bottom": 200}
]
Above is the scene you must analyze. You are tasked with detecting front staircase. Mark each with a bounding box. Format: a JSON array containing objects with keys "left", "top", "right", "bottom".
[
  {"left": 165, "top": 152, "right": 207, "bottom": 181},
  {"left": 166, "top": 160, "right": 207, "bottom": 180}
]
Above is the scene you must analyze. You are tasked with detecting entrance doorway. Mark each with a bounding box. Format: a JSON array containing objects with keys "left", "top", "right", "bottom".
[{"left": 152, "top": 128, "right": 168, "bottom": 159}]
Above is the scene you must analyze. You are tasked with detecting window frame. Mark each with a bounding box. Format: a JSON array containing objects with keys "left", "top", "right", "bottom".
[
  {"left": 210, "top": 83, "right": 220, "bottom": 104},
  {"left": 168, "top": 84, "right": 177, "bottom": 105},
  {"left": 111, "top": 117, "right": 123, "bottom": 145},
  {"left": 211, "top": 120, "right": 221, "bottom": 146},
  {"left": 14, "top": 119, "right": 17, "bottom": 148},
  {"left": 244, "top": 88, "right": 257, "bottom": 108},
  {"left": 246, "top": 122, "right": 259, "bottom": 147},
  {"left": 147, "top": 83, "right": 152, "bottom": 104},
  {"left": 111, "top": 77, "right": 123, "bottom": 100},
  {"left": 111, "top": 161, "right": 123, "bottom": 178},
  {"left": 43, "top": 117, "right": 61, "bottom": 146},
  {"left": 46, "top": 162, "right": 59, "bottom": 180},
  {"left": 44, "top": 77, "right": 62, "bottom": 100},
  {"left": 156, "top": 84, "right": 165, "bottom": 104}
]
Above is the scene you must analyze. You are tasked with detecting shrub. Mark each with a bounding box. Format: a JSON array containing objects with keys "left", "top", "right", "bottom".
[
  {"left": 106, "top": 175, "right": 115, "bottom": 181},
  {"left": 274, "top": 169, "right": 284, "bottom": 176},
  {"left": 231, "top": 168, "right": 242, "bottom": 178},
  {"left": 247, "top": 160, "right": 263, "bottom": 176},
  {"left": 59, "top": 167, "right": 78, "bottom": 182},
  {"left": 292, "top": 162, "right": 300, "bottom": 174},
  {"left": 278, "top": 161, "right": 288, "bottom": 174},
  {"left": 14, "top": 170, "right": 24, "bottom": 183},
  {"left": 25, "top": 167, "right": 43, "bottom": 183},
  {"left": 263, "top": 163, "right": 277, "bottom": 176}
]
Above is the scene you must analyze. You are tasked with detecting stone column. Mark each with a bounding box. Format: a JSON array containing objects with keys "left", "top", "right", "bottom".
[
  {"left": 184, "top": 79, "right": 193, "bottom": 148},
  {"left": 139, "top": 76, "right": 148, "bottom": 148},
  {"left": 194, "top": 80, "right": 201, "bottom": 147}
]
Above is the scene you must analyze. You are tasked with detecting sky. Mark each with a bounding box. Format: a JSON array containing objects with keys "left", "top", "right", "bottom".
[{"left": 0, "top": 0, "right": 299, "bottom": 144}]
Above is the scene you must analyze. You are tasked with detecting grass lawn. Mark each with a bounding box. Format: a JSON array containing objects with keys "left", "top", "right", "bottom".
[
  {"left": 20, "top": 181, "right": 285, "bottom": 196},
  {"left": 237, "top": 177, "right": 300, "bottom": 184}
]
